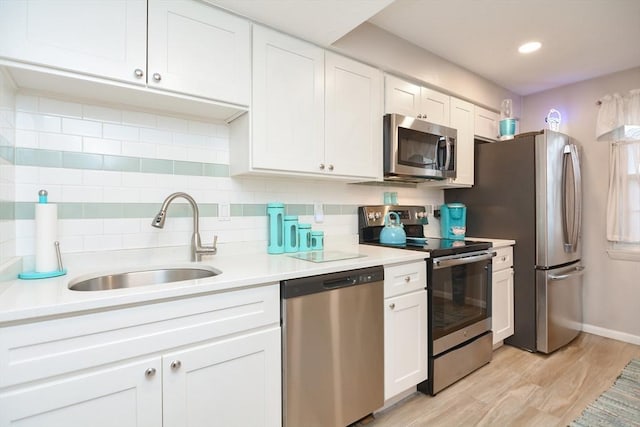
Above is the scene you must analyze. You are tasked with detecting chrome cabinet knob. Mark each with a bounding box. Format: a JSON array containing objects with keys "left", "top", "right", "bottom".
[
  {"left": 145, "top": 367, "right": 156, "bottom": 377},
  {"left": 153, "top": 72, "right": 162, "bottom": 82},
  {"left": 404, "top": 276, "right": 411, "bottom": 283},
  {"left": 319, "top": 163, "right": 325, "bottom": 170},
  {"left": 389, "top": 303, "right": 396, "bottom": 310},
  {"left": 328, "top": 164, "right": 334, "bottom": 171},
  {"left": 170, "top": 360, "right": 182, "bottom": 370},
  {"left": 134, "top": 68, "right": 144, "bottom": 78}
]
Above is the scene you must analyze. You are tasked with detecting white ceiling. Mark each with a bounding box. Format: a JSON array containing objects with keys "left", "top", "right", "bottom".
[{"left": 206, "top": 0, "right": 640, "bottom": 96}]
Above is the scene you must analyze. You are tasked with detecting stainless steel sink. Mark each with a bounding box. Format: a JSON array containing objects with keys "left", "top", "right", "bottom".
[{"left": 68, "top": 266, "right": 221, "bottom": 291}]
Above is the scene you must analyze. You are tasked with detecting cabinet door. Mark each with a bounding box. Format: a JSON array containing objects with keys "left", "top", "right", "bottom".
[
  {"left": 449, "top": 97, "right": 475, "bottom": 186},
  {"left": 384, "top": 74, "right": 421, "bottom": 117},
  {"left": 0, "top": 357, "right": 161, "bottom": 427},
  {"left": 384, "top": 290, "right": 428, "bottom": 400},
  {"left": 420, "top": 87, "right": 450, "bottom": 126},
  {"left": 163, "top": 327, "right": 281, "bottom": 427},
  {"left": 492, "top": 268, "right": 515, "bottom": 345},
  {"left": 147, "top": 0, "right": 250, "bottom": 105},
  {"left": 252, "top": 26, "right": 324, "bottom": 174},
  {"left": 325, "top": 52, "right": 382, "bottom": 180},
  {"left": 0, "top": 0, "right": 147, "bottom": 85},
  {"left": 475, "top": 106, "right": 500, "bottom": 141}
]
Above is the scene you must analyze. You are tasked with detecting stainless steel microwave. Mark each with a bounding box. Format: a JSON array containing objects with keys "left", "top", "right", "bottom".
[{"left": 383, "top": 113, "right": 457, "bottom": 182}]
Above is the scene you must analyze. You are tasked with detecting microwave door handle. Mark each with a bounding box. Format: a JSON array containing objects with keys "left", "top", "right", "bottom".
[{"left": 444, "top": 137, "right": 452, "bottom": 170}]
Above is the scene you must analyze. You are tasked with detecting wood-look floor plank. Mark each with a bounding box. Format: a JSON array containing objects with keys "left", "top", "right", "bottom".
[{"left": 365, "top": 333, "right": 640, "bottom": 427}]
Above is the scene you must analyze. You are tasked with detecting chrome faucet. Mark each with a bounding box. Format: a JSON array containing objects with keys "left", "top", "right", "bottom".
[{"left": 151, "top": 192, "right": 218, "bottom": 262}]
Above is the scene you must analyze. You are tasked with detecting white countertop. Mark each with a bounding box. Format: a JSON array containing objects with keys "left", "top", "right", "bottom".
[
  {"left": 0, "top": 244, "right": 428, "bottom": 325},
  {"left": 468, "top": 237, "right": 516, "bottom": 249}
]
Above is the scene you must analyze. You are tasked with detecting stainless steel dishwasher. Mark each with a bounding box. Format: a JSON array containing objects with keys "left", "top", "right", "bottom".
[{"left": 281, "top": 266, "right": 384, "bottom": 427}]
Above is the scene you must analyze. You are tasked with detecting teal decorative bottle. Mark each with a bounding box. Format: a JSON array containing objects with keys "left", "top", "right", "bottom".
[
  {"left": 284, "top": 215, "right": 299, "bottom": 253},
  {"left": 267, "top": 203, "right": 285, "bottom": 254}
]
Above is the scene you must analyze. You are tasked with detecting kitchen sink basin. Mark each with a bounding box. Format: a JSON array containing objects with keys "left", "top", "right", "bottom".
[{"left": 68, "top": 266, "right": 221, "bottom": 291}]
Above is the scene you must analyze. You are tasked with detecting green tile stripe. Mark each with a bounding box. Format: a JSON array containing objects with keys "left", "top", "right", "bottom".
[
  {"left": 12, "top": 202, "right": 356, "bottom": 220},
  {"left": 0, "top": 146, "right": 15, "bottom": 164},
  {"left": 14, "top": 148, "right": 229, "bottom": 177},
  {"left": 0, "top": 201, "right": 15, "bottom": 220}
]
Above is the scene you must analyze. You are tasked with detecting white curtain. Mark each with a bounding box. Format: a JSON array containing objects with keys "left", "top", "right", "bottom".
[{"left": 601, "top": 89, "right": 640, "bottom": 243}]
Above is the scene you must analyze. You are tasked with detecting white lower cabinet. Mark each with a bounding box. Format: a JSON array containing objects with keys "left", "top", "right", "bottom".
[
  {"left": 384, "top": 289, "right": 427, "bottom": 400},
  {"left": 163, "top": 327, "right": 281, "bottom": 427},
  {"left": 383, "top": 261, "right": 427, "bottom": 400},
  {"left": 492, "top": 245, "right": 515, "bottom": 346},
  {"left": 0, "top": 357, "right": 162, "bottom": 427},
  {"left": 0, "top": 285, "right": 281, "bottom": 427}
]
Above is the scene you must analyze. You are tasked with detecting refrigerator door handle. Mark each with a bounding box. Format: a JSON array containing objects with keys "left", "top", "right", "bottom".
[
  {"left": 562, "top": 144, "right": 582, "bottom": 252},
  {"left": 549, "top": 265, "right": 585, "bottom": 281}
]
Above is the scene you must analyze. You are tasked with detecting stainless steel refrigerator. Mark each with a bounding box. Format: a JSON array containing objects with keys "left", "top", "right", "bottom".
[{"left": 446, "top": 130, "right": 584, "bottom": 353}]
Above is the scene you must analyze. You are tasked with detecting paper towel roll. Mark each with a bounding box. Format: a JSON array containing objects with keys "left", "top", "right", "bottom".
[{"left": 35, "top": 203, "right": 58, "bottom": 273}]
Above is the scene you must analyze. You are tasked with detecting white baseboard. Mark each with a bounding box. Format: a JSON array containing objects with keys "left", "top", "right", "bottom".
[{"left": 582, "top": 323, "right": 640, "bottom": 346}]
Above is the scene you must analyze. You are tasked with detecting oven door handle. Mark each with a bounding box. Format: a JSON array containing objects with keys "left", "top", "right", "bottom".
[{"left": 432, "top": 252, "right": 495, "bottom": 269}]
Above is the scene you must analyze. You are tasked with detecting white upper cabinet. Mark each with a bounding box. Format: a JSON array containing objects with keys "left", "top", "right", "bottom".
[
  {"left": 475, "top": 106, "right": 500, "bottom": 141},
  {"left": 0, "top": 0, "right": 147, "bottom": 84},
  {"left": 147, "top": 0, "right": 250, "bottom": 105},
  {"left": 385, "top": 74, "right": 450, "bottom": 126},
  {"left": 447, "top": 97, "right": 475, "bottom": 187},
  {"left": 251, "top": 25, "right": 325, "bottom": 174},
  {"left": 232, "top": 25, "right": 382, "bottom": 181},
  {"left": 384, "top": 75, "right": 421, "bottom": 117},
  {"left": 325, "top": 52, "right": 382, "bottom": 180},
  {"left": 0, "top": 0, "right": 251, "bottom": 116},
  {"left": 420, "top": 87, "right": 450, "bottom": 126}
]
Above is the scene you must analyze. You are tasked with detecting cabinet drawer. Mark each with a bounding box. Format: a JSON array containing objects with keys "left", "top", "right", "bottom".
[
  {"left": 0, "top": 284, "right": 279, "bottom": 388},
  {"left": 493, "top": 246, "right": 513, "bottom": 272},
  {"left": 384, "top": 261, "right": 426, "bottom": 298}
]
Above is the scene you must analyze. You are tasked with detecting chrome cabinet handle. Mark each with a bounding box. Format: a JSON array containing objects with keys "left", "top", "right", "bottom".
[
  {"left": 319, "top": 163, "right": 325, "bottom": 170},
  {"left": 170, "top": 360, "right": 182, "bottom": 370},
  {"left": 328, "top": 164, "right": 334, "bottom": 171},
  {"left": 134, "top": 68, "right": 144, "bottom": 78},
  {"left": 153, "top": 72, "right": 162, "bottom": 82},
  {"left": 145, "top": 367, "right": 156, "bottom": 377},
  {"left": 501, "top": 256, "right": 507, "bottom": 261},
  {"left": 389, "top": 303, "right": 396, "bottom": 309},
  {"left": 404, "top": 276, "right": 411, "bottom": 283}
]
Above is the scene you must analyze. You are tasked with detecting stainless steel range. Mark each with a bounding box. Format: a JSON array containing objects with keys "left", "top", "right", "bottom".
[{"left": 358, "top": 205, "right": 494, "bottom": 395}]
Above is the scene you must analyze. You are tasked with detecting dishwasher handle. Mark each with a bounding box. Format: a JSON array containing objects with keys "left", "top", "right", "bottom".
[
  {"left": 281, "top": 265, "right": 384, "bottom": 299},
  {"left": 323, "top": 276, "right": 357, "bottom": 289}
]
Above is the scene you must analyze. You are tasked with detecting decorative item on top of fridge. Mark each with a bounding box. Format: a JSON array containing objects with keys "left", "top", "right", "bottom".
[
  {"left": 499, "top": 98, "right": 517, "bottom": 140},
  {"left": 545, "top": 109, "right": 562, "bottom": 131}
]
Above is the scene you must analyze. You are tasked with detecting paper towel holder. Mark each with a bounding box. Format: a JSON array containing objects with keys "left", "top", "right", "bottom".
[{"left": 18, "top": 240, "right": 67, "bottom": 279}]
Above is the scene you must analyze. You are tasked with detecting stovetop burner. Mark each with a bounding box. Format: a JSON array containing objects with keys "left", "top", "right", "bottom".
[{"left": 362, "top": 237, "right": 490, "bottom": 257}]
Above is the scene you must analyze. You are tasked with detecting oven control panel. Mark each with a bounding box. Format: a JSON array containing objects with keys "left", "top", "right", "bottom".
[{"left": 359, "top": 205, "right": 428, "bottom": 227}]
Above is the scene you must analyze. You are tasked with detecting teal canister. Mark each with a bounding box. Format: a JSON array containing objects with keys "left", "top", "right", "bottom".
[
  {"left": 298, "top": 223, "right": 312, "bottom": 252},
  {"left": 267, "top": 203, "right": 285, "bottom": 254},
  {"left": 311, "top": 231, "right": 324, "bottom": 250},
  {"left": 284, "top": 215, "right": 299, "bottom": 253}
]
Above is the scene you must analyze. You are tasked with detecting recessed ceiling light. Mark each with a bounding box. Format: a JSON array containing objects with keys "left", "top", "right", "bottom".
[{"left": 518, "top": 41, "right": 542, "bottom": 54}]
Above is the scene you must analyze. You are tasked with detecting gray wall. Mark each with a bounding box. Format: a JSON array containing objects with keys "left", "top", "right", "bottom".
[
  {"left": 332, "top": 22, "right": 522, "bottom": 115},
  {"left": 520, "top": 66, "right": 640, "bottom": 343}
]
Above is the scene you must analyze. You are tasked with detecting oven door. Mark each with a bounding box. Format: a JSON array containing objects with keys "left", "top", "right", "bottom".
[{"left": 430, "top": 251, "right": 493, "bottom": 356}]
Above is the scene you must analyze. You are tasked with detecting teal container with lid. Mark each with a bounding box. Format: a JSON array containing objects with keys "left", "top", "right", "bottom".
[
  {"left": 298, "top": 223, "right": 312, "bottom": 252},
  {"left": 311, "top": 230, "right": 324, "bottom": 250},
  {"left": 284, "top": 215, "right": 299, "bottom": 253},
  {"left": 267, "top": 203, "right": 285, "bottom": 254}
]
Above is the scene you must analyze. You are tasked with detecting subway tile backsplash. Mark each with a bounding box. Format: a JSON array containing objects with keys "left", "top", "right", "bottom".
[{"left": 6, "top": 92, "right": 444, "bottom": 263}]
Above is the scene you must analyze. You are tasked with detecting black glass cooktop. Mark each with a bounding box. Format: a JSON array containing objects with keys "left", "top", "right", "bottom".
[{"left": 363, "top": 237, "right": 491, "bottom": 257}]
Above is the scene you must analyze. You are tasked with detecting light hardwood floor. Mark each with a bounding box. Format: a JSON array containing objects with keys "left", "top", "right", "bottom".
[{"left": 368, "top": 333, "right": 640, "bottom": 426}]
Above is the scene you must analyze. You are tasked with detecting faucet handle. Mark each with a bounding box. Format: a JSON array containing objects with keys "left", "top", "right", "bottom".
[{"left": 213, "top": 235, "right": 218, "bottom": 248}]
